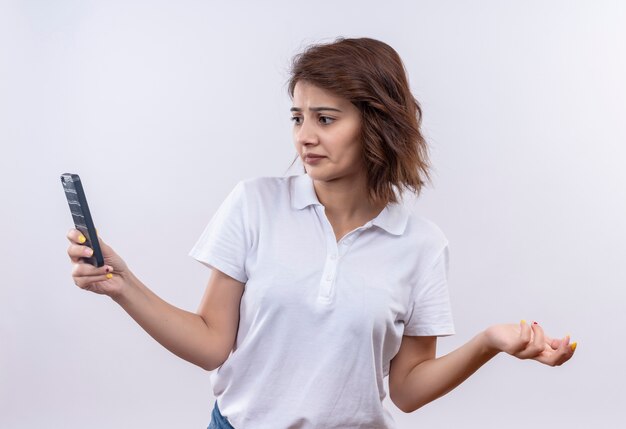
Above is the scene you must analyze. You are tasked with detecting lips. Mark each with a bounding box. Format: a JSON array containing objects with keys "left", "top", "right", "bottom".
[{"left": 303, "top": 154, "right": 326, "bottom": 165}]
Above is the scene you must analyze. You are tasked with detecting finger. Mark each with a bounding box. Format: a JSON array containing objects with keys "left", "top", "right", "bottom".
[
  {"left": 72, "top": 262, "right": 112, "bottom": 278},
  {"left": 569, "top": 340, "right": 577, "bottom": 355},
  {"left": 538, "top": 334, "right": 574, "bottom": 366},
  {"left": 67, "top": 243, "right": 96, "bottom": 263},
  {"left": 549, "top": 339, "right": 563, "bottom": 352},
  {"left": 519, "top": 319, "right": 532, "bottom": 346},
  {"left": 67, "top": 228, "right": 88, "bottom": 244},
  {"left": 542, "top": 334, "right": 564, "bottom": 351},
  {"left": 561, "top": 334, "right": 577, "bottom": 356},
  {"left": 531, "top": 322, "right": 545, "bottom": 353},
  {"left": 517, "top": 322, "right": 546, "bottom": 359},
  {"left": 74, "top": 273, "right": 114, "bottom": 289},
  {"left": 508, "top": 320, "right": 532, "bottom": 356},
  {"left": 551, "top": 335, "right": 576, "bottom": 366},
  {"left": 557, "top": 341, "right": 573, "bottom": 365}
]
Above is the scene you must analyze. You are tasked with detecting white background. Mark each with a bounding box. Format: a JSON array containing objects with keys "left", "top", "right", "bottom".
[{"left": 1, "top": 0, "right": 625, "bottom": 428}]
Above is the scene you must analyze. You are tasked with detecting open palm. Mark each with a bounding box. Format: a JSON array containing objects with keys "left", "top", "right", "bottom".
[{"left": 484, "top": 321, "right": 576, "bottom": 367}]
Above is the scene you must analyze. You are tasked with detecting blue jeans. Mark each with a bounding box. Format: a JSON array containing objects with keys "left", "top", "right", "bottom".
[{"left": 207, "top": 400, "right": 236, "bottom": 429}]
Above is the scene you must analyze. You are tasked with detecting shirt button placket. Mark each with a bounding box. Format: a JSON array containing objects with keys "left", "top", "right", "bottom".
[
  {"left": 320, "top": 249, "right": 337, "bottom": 300},
  {"left": 315, "top": 205, "right": 353, "bottom": 302}
]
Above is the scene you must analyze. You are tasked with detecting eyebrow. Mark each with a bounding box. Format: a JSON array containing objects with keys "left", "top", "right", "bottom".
[{"left": 290, "top": 106, "right": 342, "bottom": 113}]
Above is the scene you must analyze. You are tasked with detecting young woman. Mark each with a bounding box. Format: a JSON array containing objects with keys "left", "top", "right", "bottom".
[{"left": 66, "top": 37, "right": 576, "bottom": 429}]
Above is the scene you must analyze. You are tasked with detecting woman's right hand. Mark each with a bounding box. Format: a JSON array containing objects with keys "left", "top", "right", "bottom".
[{"left": 66, "top": 229, "right": 129, "bottom": 298}]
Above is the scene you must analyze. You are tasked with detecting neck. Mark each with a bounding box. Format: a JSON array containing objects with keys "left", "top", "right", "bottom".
[{"left": 312, "top": 173, "right": 385, "bottom": 221}]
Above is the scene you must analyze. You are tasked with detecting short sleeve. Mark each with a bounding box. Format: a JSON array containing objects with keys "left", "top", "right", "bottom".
[
  {"left": 188, "top": 181, "right": 249, "bottom": 283},
  {"left": 403, "top": 245, "right": 455, "bottom": 336}
]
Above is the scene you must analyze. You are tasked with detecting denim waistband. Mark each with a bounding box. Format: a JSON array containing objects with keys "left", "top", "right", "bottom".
[{"left": 208, "top": 400, "right": 236, "bottom": 429}]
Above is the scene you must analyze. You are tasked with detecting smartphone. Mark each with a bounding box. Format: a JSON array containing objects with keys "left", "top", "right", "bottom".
[{"left": 60, "top": 173, "right": 104, "bottom": 267}]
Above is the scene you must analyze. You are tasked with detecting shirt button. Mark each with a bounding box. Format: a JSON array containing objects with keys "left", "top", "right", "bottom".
[
  {"left": 330, "top": 254, "right": 337, "bottom": 260},
  {"left": 326, "top": 274, "right": 332, "bottom": 281}
]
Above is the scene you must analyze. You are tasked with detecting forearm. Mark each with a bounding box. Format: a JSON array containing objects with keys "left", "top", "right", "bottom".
[
  {"left": 112, "top": 271, "right": 228, "bottom": 371},
  {"left": 394, "top": 332, "right": 499, "bottom": 413}
]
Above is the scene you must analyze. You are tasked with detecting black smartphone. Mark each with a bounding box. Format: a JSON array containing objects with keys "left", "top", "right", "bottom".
[{"left": 60, "top": 173, "right": 105, "bottom": 267}]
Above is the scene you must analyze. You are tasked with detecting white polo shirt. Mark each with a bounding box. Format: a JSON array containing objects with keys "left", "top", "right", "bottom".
[{"left": 189, "top": 174, "right": 455, "bottom": 429}]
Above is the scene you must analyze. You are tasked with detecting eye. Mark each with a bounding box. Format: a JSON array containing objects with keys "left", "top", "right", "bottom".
[
  {"left": 319, "top": 116, "right": 334, "bottom": 125},
  {"left": 291, "top": 116, "right": 302, "bottom": 125}
]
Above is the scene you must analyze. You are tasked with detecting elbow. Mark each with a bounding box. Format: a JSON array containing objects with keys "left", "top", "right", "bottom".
[
  {"left": 397, "top": 402, "right": 423, "bottom": 414},
  {"left": 395, "top": 401, "right": 421, "bottom": 414},
  {"left": 199, "top": 360, "right": 222, "bottom": 372},
  {"left": 390, "top": 390, "right": 424, "bottom": 414},
  {"left": 198, "top": 350, "right": 231, "bottom": 372},
  {"left": 191, "top": 355, "right": 216, "bottom": 371},
  {"left": 198, "top": 356, "right": 226, "bottom": 372},
  {"left": 196, "top": 336, "right": 233, "bottom": 372},
  {"left": 389, "top": 391, "right": 403, "bottom": 412},
  {"left": 199, "top": 361, "right": 217, "bottom": 372},
  {"left": 191, "top": 350, "right": 223, "bottom": 372}
]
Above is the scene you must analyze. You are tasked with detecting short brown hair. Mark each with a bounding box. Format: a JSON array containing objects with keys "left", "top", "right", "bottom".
[{"left": 288, "top": 37, "right": 430, "bottom": 204}]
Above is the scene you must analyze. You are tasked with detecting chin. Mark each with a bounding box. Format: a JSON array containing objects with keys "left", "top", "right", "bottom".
[{"left": 305, "top": 169, "right": 340, "bottom": 183}]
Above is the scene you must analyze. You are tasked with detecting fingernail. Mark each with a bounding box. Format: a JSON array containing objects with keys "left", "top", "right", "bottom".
[
  {"left": 521, "top": 319, "right": 527, "bottom": 324},
  {"left": 84, "top": 247, "right": 93, "bottom": 256},
  {"left": 106, "top": 273, "right": 113, "bottom": 279},
  {"left": 78, "top": 235, "right": 86, "bottom": 244},
  {"left": 533, "top": 321, "right": 538, "bottom": 325},
  {"left": 570, "top": 342, "right": 577, "bottom": 352},
  {"left": 105, "top": 266, "right": 112, "bottom": 273}
]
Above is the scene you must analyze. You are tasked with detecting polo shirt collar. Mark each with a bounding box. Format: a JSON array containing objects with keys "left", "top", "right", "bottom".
[
  {"left": 290, "top": 174, "right": 409, "bottom": 236},
  {"left": 291, "top": 173, "right": 322, "bottom": 210},
  {"left": 371, "top": 201, "right": 410, "bottom": 236}
]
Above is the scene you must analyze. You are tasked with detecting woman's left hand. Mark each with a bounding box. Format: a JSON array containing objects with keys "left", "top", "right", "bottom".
[{"left": 483, "top": 320, "right": 576, "bottom": 367}]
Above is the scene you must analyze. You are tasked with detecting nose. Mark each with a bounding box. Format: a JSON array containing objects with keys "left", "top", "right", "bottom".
[{"left": 294, "top": 118, "right": 319, "bottom": 147}]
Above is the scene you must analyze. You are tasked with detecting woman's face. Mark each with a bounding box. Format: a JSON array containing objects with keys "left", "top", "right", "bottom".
[{"left": 291, "top": 81, "right": 364, "bottom": 184}]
